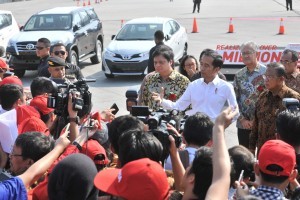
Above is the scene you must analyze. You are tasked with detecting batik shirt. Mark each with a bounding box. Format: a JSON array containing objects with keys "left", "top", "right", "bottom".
[
  {"left": 249, "top": 85, "right": 300, "bottom": 151},
  {"left": 141, "top": 71, "right": 190, "bottom": 111},
  {"left": 233, "top": 63, "right": 266, "bottom": 129},
  {"left": 285, "top": 71, "right": 300, "bottom": 93}
]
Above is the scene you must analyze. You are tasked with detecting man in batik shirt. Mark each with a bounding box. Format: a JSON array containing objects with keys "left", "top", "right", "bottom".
[
  {"left": 233, "top": 41, "right": 266, "bottom": 148},
  {"left": 249, "top": 62, "right": 300, "bottom": 152},
  {"left": 140, "top": 45, "right": 189, "bottom": 110}
]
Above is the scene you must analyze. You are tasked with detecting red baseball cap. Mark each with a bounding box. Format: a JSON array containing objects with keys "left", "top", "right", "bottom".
[
  {"left": 0, "top": 58, "right": 12, "bottom": 70},
  {"left": 18, "top": 116, "right": 50, "bottom": 136},
  {"left": 0, "top": 76, "right": 23, "bottom": 87},
  {"left": 16, "top": 105, "right": 40, "bottom": 126},
  {"left": 30, "top": 95, "right": 54, "bottom": 115},
  {"left": 81, "top": 139, "right": 109, "bottom": 165},
  {"left": 94, "top": 158, "right": 169, "bottom": 200},
  {"left": 258, "top": 140, "right": 296, "bottom": 176}
]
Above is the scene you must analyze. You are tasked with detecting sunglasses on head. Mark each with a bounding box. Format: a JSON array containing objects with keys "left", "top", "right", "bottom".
[
  {"left": 36, "top": 46, "right": 46, "bottom": 50},
  {"left": 54, "top": 51, "right": 66, "bottom": 56}
]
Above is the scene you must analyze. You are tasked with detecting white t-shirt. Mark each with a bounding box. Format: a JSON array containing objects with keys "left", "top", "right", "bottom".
[
  {"left": 161, "top": 76, "right": 238, "bottom": 122},
  {"left": 164, "top": 147, "right": 198, "bottom": 170}
]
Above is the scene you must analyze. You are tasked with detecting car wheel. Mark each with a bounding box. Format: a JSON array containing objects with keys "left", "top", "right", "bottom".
[
  {"left": 70, "top": 50, "right": 79, "bottom": 66},
  {"left": 105, "top": 73, "right": 114, "bottom": 78},
  {"left": 14, "top": 69, "right": 26, "bottom": 78},
  {"left": 90, "top": 40, "right": 102, "bottom": 64}
]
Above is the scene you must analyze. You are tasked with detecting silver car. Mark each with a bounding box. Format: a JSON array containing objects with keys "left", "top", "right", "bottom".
[{"left": 102, "top": 17, "right": 188, "bottom": 78}]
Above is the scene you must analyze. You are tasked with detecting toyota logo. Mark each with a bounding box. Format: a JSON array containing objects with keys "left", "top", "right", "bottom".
[
  {"left": 26, "top": 44, "right": 35, "bottom": 50},
  {"left": 122, "top": 55, "right": 130, "bottom": 60}
]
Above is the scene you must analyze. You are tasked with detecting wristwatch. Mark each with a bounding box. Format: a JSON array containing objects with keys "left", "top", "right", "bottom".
[
  {"left": 68, "top": 116, "right": 80, "bottom": 124},
  {"left": 72, "top": 141, "right": 82, "bottom": 151}
]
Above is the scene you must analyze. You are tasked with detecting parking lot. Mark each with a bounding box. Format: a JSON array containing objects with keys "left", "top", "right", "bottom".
[{"left": 1, "top": 0, "right": 300, "bottom": 147}]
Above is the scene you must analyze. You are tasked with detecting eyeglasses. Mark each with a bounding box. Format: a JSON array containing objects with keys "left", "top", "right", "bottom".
[
  {"left": 280, "top": 60, "right": 294, "bottom": 65},
  {"left": 36, "top": 46, "right": 46, "bottom": 50},
  {"left": 263, "top": 74, "right": 278, "bottom": 80},
  {"left": 184, "top": 63, "right": 195, "bottom": 68},
  {"left": 241, "top": 51, "right": 255, "bottom": 56},
  {"left": 54, "top": 51, "right": 66, "bottom": 56}
]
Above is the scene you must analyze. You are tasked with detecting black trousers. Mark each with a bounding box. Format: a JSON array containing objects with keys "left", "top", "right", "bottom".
[
  {"left": 193, "top": 2, "right": 200, "bottom": 13},
  {"left": 237, "top": 128, "right": 251, "bottom": 149},
  {"left": 286, "top": 0, "right": 292, "bottom": 10}
]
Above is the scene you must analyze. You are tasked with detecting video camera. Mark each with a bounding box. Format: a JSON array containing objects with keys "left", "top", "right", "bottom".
[
  {"left": 131, "top": 106, "right": 183, "bottom": 160},
  {"left": 47, "top": 79, "right": 96, "bottom": 138},
  {"left": 283, "top": 98, "right": 299, "bottom": 112}
]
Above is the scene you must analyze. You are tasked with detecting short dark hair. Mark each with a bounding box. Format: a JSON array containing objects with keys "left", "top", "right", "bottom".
[
  {"left": 154, "top": 30, "right": 164, "bottom": 41},
  {"left": 188, "top": 147, "right": 213, "bottom": 199},
  {"left": 51, "top": 42, "right": 67, "bottom": 53},
  {"left": 179, "top": 55, "right": 199, "bottom": 78},
  {"left": 276, "top": 110, "right": 300, "bottom": 147},
  {"left": 152, "top": 45, "right": 174, "bottom": 63},
  {"left": 108, "top": 115, "right": 144, "bottom": 155},
  {"left": 200, "top": 49, "right": 223, "bottom": 69},
  {"left": 266, "top": 62, "right": 286, "bottom": 77},
  {"left": 37, "top": 38, "right": 51, "bottom": 47},
  {"left": 15, "top": 132, "right": 53, "bottom": 162},
  {"left": 259, "top": 165, "right": 289, "bottom": 184},
  {"left": 183, "top": 112, "right": 213, "bottom": 146},
  {"left": 0, "top": 84, "right": 24, "bottom": 110},
  {"left": 30, "top": 77, "right": 56, "bottom": 97},
  {"left": 118, "top": 129, "right": 163, "bottom": 167},
  {"left": 282, "top": 49, "right": 299, "bottom": 62},
  {"left": 229, "top": 145, "right": 255, "bottom": 187}
]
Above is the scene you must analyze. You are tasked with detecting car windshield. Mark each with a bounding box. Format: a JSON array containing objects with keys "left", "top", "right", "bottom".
[
  {"left": 116, "top": 23, "right": 163, "bottom": 40},
  {"left": 23, "top": 14, "right": 72, "bottom": 31}
]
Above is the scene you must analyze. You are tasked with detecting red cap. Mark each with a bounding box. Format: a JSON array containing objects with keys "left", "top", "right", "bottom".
[
  {"left": 0, "top": 76, "right": 22, "bottom": 87},
  {"left": 81, "top": 139, "right": 109, "bottom": 165},
  {"left": 30, "top": 95, "right": 54, "bottom": 115},
  {"left": 18, "top": 116, "right": 49, "bottom": 136},
  {"left": 259, "top": 140, "right": 296, "bottom": 176},
  {"left": 94, "top": 158, "right": 169, "bottom": 200},
  {"left": 0, "top": 58, "right": 12, "bottom": 70},
  {"left": 16, "top": 105, "right": 40, "bottom": 126}
]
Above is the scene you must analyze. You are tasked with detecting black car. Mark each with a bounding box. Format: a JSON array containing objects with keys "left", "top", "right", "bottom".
[{"left": 6, "top": 7, "right": 104, "bottom": 77}]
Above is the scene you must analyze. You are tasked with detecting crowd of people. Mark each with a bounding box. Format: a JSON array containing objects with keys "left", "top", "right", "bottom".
[{"left": 0, "top": 31, "right": 300, "bottom": 200}]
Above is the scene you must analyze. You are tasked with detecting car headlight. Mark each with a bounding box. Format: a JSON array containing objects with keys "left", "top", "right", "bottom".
[
  {"left": 139, "top": 52, "right": 149, "bottom": 58},
  {"left": 104, "top": 49, "right": 116, "bottom": 57}
]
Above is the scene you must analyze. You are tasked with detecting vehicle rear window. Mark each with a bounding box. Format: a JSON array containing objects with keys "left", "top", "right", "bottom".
[{"left": 24, "top": 14, "right": 72, "bottom": 31}]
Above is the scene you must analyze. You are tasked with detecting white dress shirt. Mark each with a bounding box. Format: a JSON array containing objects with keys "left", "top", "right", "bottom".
[{"left": 161, "top": 75, "right": 238, "bottom": 121}]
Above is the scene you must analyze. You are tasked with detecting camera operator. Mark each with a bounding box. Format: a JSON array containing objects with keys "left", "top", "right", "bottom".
[{"left": 164, "top": 112, "right": 213, "bottom": 170}]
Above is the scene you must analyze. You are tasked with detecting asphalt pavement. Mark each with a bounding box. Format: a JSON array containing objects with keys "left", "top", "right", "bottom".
[{"left": 2, "top": 0, "right": 300, "bottom": 148}]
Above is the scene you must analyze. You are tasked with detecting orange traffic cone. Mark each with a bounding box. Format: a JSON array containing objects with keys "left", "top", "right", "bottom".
[
  {"left": 278, "top": 18, "right": 285, "bottom": 35},
  {"left": 121, "top": 19, "right": 124, "bottom": 28},
  {"left": 88, "top": 0, "right": 91, "bottom": 5},
  {"left": 228, "top": 18, "right": 234, "bottom": 33},
  {"left": 76, "top": 0, "right": 79, "bottom": 6},
  {"left": 83, "top": 0, "right": 86, "bottom": 6},
  {"left": 192, "top": 18, "right": 198, "bottom": 33}
]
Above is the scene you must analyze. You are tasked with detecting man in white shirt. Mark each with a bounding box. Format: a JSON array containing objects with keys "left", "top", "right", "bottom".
[{"left": 153, "top": 49, "right": 238, "bottom": 121}]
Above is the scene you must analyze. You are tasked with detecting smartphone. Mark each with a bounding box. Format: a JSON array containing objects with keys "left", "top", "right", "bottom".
[
  {"left": 110, "top": 103, "right": 119, "bottom": 115},
  {"left": 238, "top": 170, "right": 244, "bottom": 182}
]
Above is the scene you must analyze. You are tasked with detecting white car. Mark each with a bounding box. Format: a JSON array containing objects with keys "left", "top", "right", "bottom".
[
  {"left": 102, "top": 17, "right": 188, "bottom": 78},
  {"left": 0, "top": 10, "right": 19, "bottom": 57}
]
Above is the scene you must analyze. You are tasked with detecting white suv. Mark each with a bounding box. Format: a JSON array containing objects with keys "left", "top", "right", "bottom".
[{"left": 0, "top": 10, "right": 19, "bottom": 57}]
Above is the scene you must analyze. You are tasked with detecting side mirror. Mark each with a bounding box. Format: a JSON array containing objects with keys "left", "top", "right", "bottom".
[
  {"left": 165, "top": 34, "right": 171, "bottom": 41},
  {"left": 73, "top": 24, "right": 80, "bottom": 32},
  {"left": 111, "top": 35, "right": 116, "bottom": 40}
]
